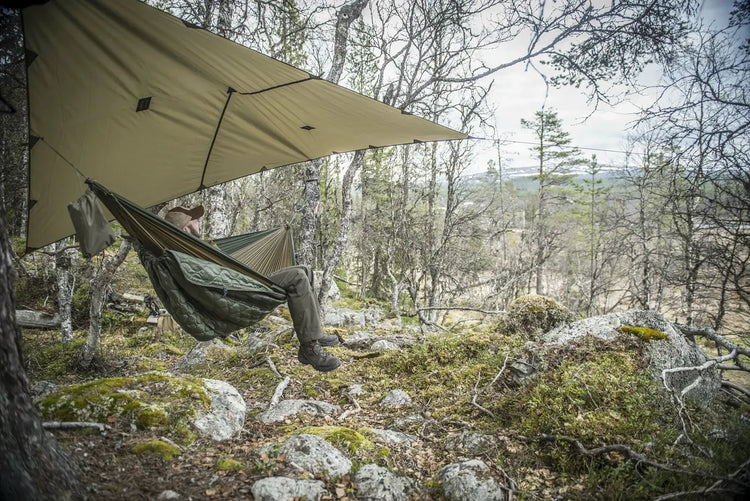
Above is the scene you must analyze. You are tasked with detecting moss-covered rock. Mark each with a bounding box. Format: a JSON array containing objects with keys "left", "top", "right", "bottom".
[
  {"left": 295, "top": 426, "right": 374, "bottom": 454},
  {"left": 131, "top": 440, "right": 181, "bottom": 461},
  {"left": 502, "top": 295, "right": 574, "bottom": 339},
  {"left": 37, "top": 372, "right": 210, "bottom": 445}
]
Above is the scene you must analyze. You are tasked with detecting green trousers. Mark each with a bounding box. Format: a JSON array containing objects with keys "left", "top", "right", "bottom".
[{"left": 269, "top": 265, "right": 322, "bottom": 345}]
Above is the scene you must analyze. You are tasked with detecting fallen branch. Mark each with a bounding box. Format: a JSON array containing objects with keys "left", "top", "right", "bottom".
[
  {"left": 721, "top": 380, "right": 750, "bottom": 402},
  {"left": 417, "top": 306, "right": 503, "bottom": 315},
  {"left": 516, "top": 433, "right": 749, "bottom": 489},
  {"left": 43, "top": 421, "right": 105, "bottom": 432},
  {"left": 675, "top": 324, "right": 750, "bottom": 370},
  {"left": 653, "top": 458, "right": 750, "bottom": 501},
  {"left": 269, "top": 376, "right": 290, "bottom": 408}
]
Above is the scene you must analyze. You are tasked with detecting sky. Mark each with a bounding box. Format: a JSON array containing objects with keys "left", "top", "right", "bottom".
[{"left": 469, "top": 0, "right": 742, "bottom": 177}]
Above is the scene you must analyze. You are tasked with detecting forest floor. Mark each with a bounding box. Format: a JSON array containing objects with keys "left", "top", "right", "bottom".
[{"left": 19, "top": 299, "right": 750, "bottom": 500}]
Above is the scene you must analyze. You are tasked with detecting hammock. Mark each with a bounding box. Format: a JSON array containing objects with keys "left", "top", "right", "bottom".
[{"left": 87, "top": 180, "right": 289, "bottom": 341}]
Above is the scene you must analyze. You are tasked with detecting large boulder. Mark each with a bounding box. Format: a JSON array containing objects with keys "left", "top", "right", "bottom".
[
  {"left": 277, "top": 434, "right": 352, "bottom": 478},
  {"left": 193, "top": 378, "right": 246, "bottom": 441},
  {"left": 544, "top": 310, "right": 721, "bottom": 406}
]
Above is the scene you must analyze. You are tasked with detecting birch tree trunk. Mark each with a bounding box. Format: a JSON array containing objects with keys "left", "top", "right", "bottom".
[
  {"left": 77, "top": 239, "right": 132, "bottom": 369},
  {"left": 318, "top": 150, "right": 365, "bottom": 307},
  {"left": 54, "top": 239, "right": 77, "bottom": 344},
  {"left": 0, "top": 209, "right": 83, "bottom": 500},
  {"left": 297, "top": 0, "right": 368, "bottom": 269}
]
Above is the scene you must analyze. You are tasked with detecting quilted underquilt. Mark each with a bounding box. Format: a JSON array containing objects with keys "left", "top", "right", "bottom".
[{"left": 138, "top": 247, "right": 287, "bottom": 341}]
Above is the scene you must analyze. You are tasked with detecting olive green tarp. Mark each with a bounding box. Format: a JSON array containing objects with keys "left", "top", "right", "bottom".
[
  {"left": 22, "top": 0, "right": 467, "bottom": 252},
  {"left": 88, "top": 181, "right": 288, "bottom": 341}
]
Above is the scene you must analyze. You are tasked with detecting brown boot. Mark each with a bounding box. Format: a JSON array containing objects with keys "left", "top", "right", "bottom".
[{"left": 298, "top": 341, "right": 341, "bottom": 372}]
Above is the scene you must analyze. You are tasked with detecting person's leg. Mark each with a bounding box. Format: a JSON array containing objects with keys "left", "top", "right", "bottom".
[
  {"left": 269, "top": 266, "right": 340, "bottom": 372},
  {"left": 268, "top": 265, "right": 322, "bottom": 344}
]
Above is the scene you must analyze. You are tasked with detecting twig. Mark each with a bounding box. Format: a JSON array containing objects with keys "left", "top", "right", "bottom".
[
  {"left": 471, "top": 370, "right": 496, "bottom": 418},
  {"left": 159, "top": 436, "right": 184, "bottom": 451},
  {"left": 338, "top": 392, "right": 361, "bottom": 421},
  {"left": 43, "top": 421, "right": 105, "bottom": 432},
  {"left": 333, "top": 274, "right": 360, "bottom": 287},
  {"left": 471, "top": 353, "right": 511, "bottom": 418},
  {"left": 266, "top": 356, "right": 283, "bottom": 379},
  {"left": 269, "top": 376, "right": 290, "bottom": 408}
]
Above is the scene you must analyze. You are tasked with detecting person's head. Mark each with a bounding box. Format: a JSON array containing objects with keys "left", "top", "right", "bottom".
[{"left": 165, "top": 205, "right": 204, "bottom": 237}]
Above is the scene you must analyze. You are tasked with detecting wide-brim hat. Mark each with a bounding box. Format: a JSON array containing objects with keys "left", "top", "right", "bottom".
[{"left": 165, "top": 205, "right": 204, "bottom": 229}]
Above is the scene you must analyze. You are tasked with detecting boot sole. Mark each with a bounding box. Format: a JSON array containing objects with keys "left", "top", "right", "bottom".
[{"left": 298, "top": 355, "right": 341, "bottom": 372}]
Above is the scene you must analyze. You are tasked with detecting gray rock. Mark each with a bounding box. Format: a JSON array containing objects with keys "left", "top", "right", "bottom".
[
  {"left": 436, "top": 460, "right": 505, "bottom": 501},
  {"left": 355, "top": 464, "right": 415, "bottom": 501},
  {"left": 246, "top": 334, "right": 274, "bottom": 352},
  {"left": 446, "top": 431, "right": 492, "bottom": 454},
  {"left": 371, "top": 339, "right": 400, "bottom": 351},
  {"left": 31, "top": 380, "right": 58, "bottom": 397},
  {"left": 177, "top": 339, "right": 232, "bottom": 371},
  {"left": 343, "top": 331, "right": 378, "bottom": 349},
  {"left": 363, "top": 305, "right": 383, "bottom": 324},
  {"left": 156, "top": 490, "right": 181, "bottom": 500},
  {"left": 389, "top": 415, "right": 424, "bottom": 431},
  {"left": 278, "top": 434, "right": 352, "bottom": 478},
  {"left": 348, "top": 384, "right": 367, "bottom": 396},
  {"left": 544, "top": 310, "right": 721, "bottom": 405},
  {"left": 324, "top": 307, "right": 366, "bottom": 327},
  {"left": 193, "top": 379, "right": 246, "bottom": 441},
  {"left": 509, "top": 361, "right": 536, "bottom": 383},
  {"left": 256, "top": 399, "right": 338, "bottom": 424},
  {"left": 368, "top": 428, "right": 418, "bottom": 444},
  {"left": 381, "top": 389, "right": 412, "bottom": 407},
  {"left": 251, "top": 477, "right": 328, "bottom": 501}
]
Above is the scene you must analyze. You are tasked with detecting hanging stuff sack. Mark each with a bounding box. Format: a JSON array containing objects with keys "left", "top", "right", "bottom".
[{"left": 67, "top": 188, "right": 116, "bottom": 257}]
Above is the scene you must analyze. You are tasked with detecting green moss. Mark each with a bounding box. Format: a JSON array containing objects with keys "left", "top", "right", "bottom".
[
  {"left": 498, "top": 351, "right": 670, "bottom": 444},
  {"left": 131, "top": 440, "right": 181, "bottom": 461},
  {"left": 616, "top": 325, "right": 668, "bottom": 342},
  {"left": 21, "top": 330, "right": 87, "bottom": 381},
  {"left": 215, "top": 458, "right": 243, "bottom": 471},
  {"left": 37, "top": 372, "right": 210, "bottom": 445},
  {"left": 297, "top": 426, "right": 374, "bottom": 453},
  {"left": 136, "top": 359, "right": 167, "bottom": 371},
  {"left": 136, "top": 406, "right": 169, "bottom": 428}
]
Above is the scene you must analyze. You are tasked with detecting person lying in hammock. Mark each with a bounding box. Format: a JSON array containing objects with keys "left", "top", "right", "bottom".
[{"left": 165, "top": 205, "right": 341, "bottom": 372}]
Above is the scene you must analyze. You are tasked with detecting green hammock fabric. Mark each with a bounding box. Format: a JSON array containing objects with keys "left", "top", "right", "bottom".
[
  {"left": 87, "top": 180, "right": 288, "bottom": 341},
  {"left": 213, "top": 226, "right": 296, "bottom": 278}
]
